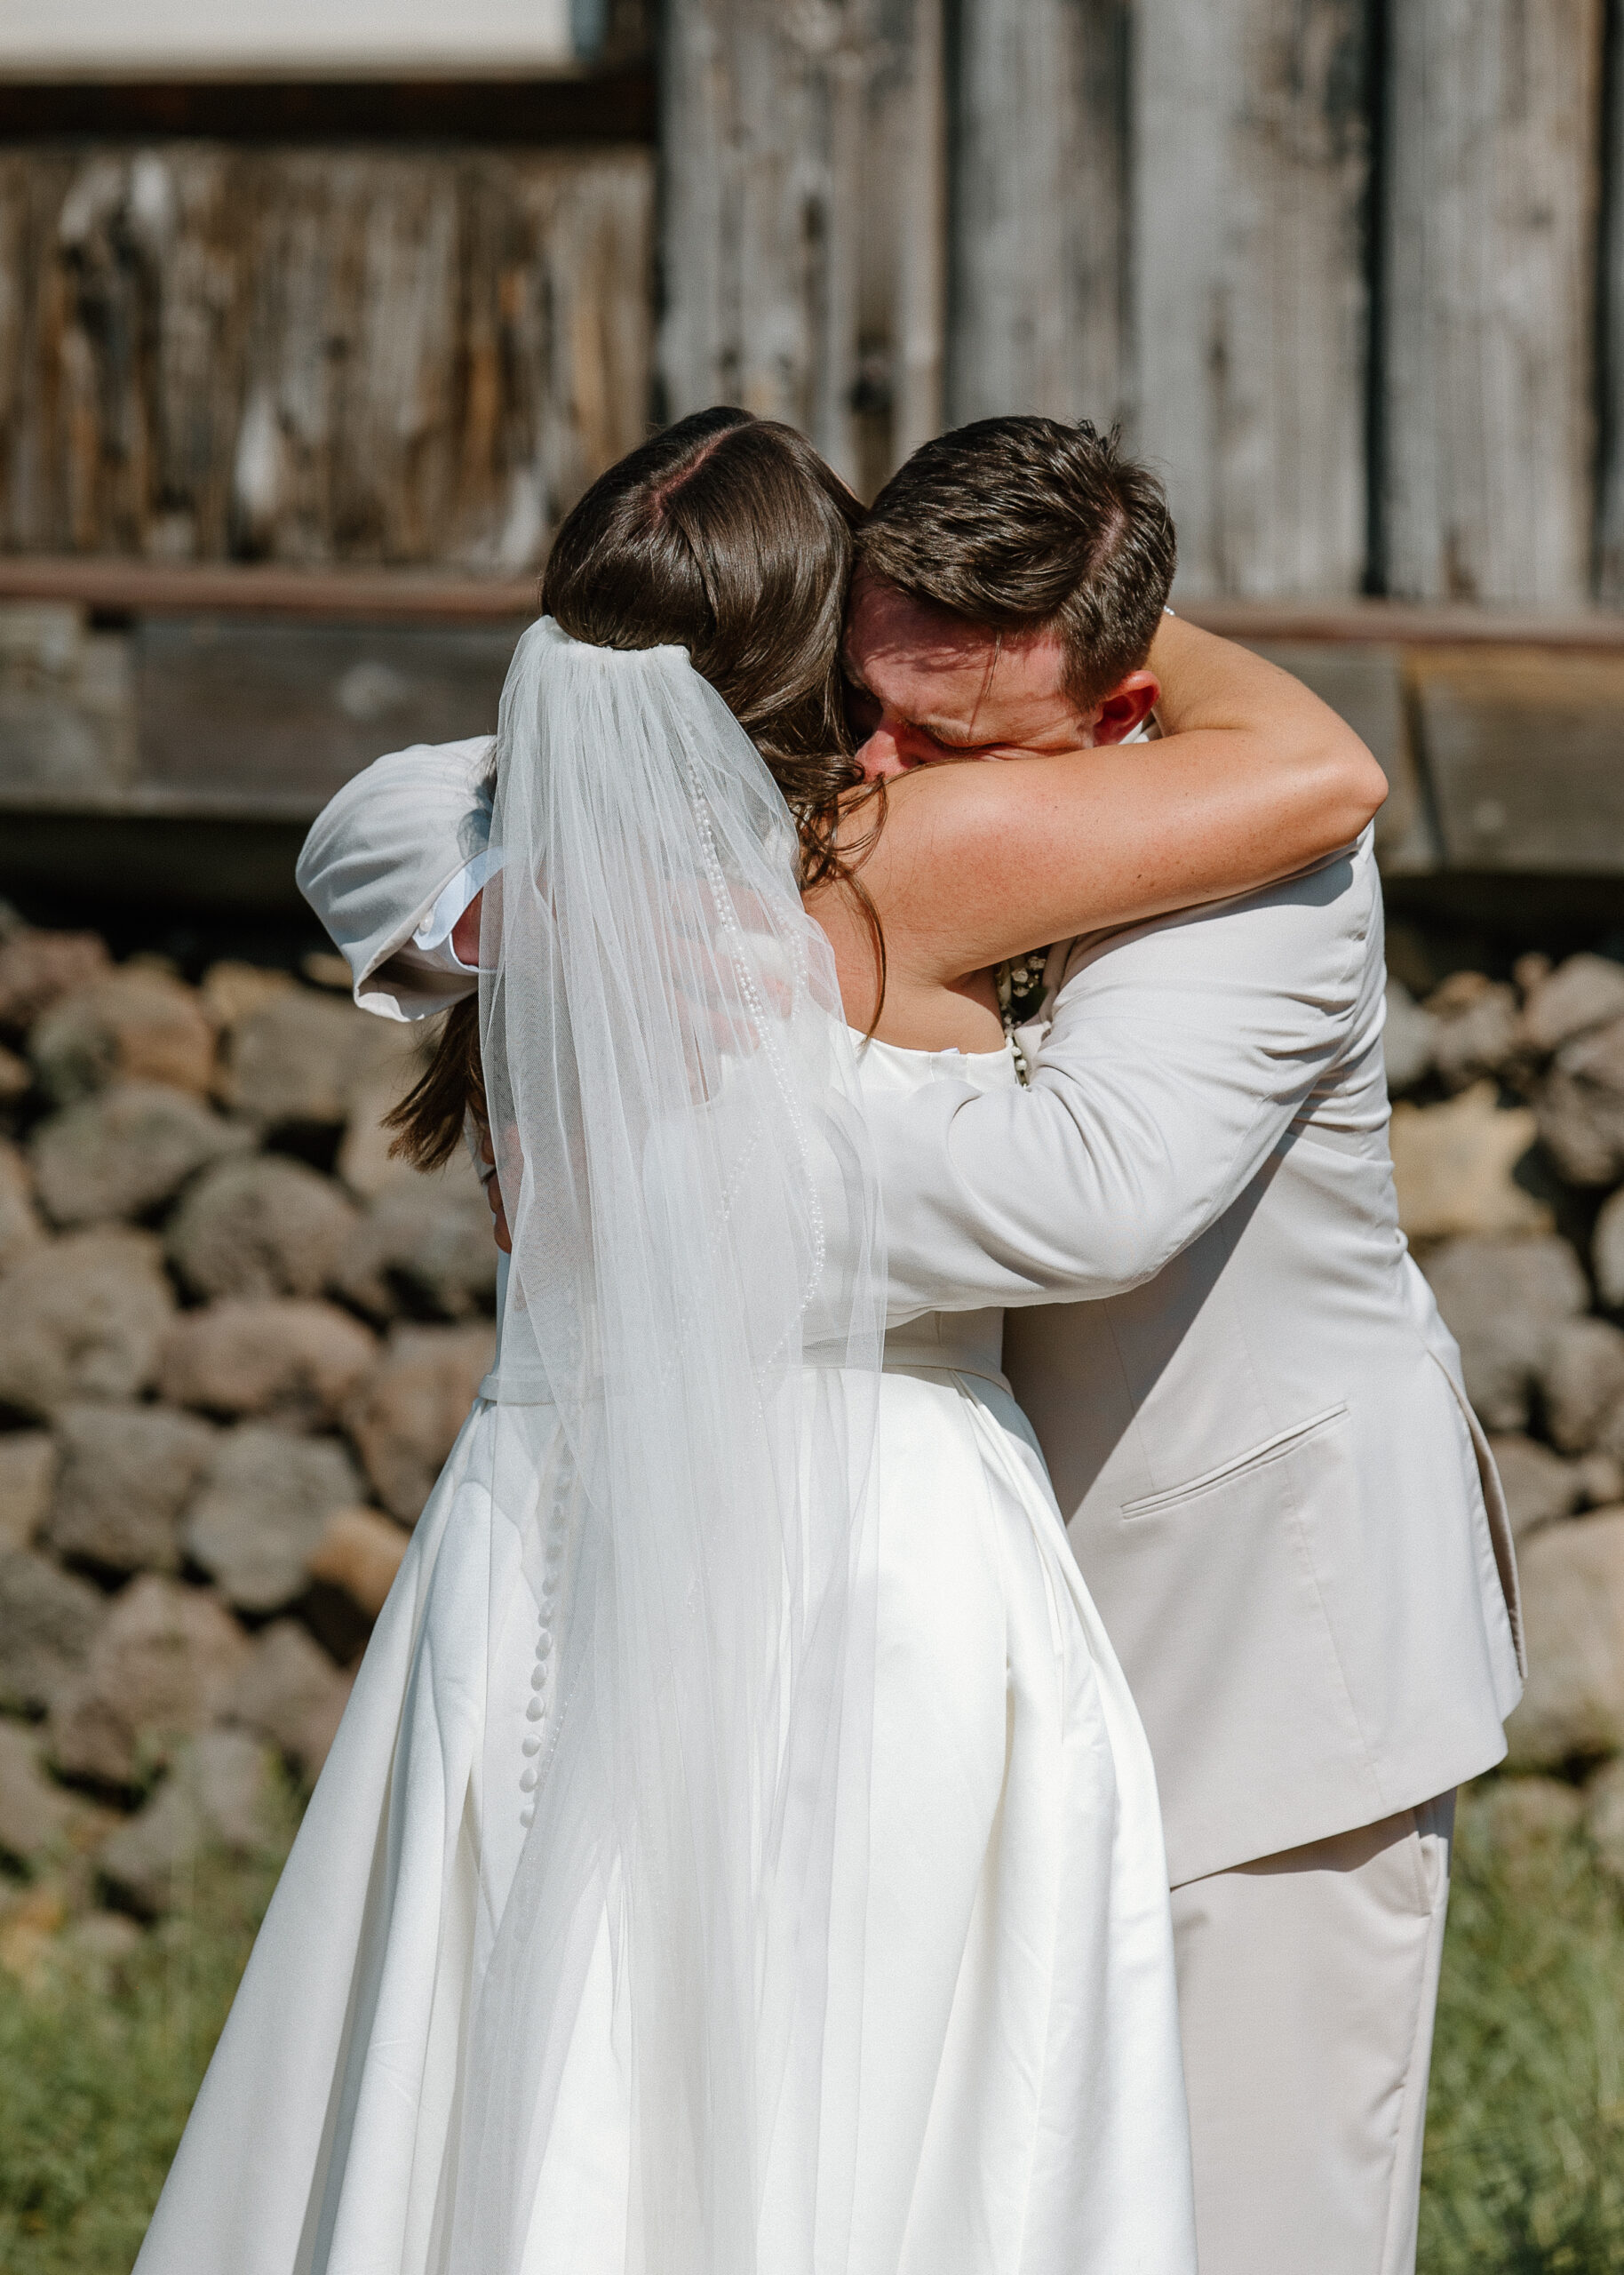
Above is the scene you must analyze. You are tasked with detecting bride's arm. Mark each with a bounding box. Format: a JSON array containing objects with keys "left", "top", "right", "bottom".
[{"left": 824, "top": 618, "right": 1386, "bottom": 988}]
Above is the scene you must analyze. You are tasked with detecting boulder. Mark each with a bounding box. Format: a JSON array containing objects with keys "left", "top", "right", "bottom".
[
  {"left": 0, "top": 1043, "right": 28, "bottom": 1102},
  {"left": 0, "top": 1140, "right": 47, "bottom": 1273},
  {"left": 345, "top": 1321, "right": 497, "bottom": 1520},
  {"left": 49, "top": 1572, "right": 249, "bottom": 1786},
  {"left": 29, "top": 1082, "right": 251, "bottom": 1228},
  {"left": 0, "top": 1721, "right": 76, "bottom": 1865},
  {"left": 219, "top": 1617, "right": 353, "bottom": 1773},
  {"left": 28, "top": 968, "right": 217, "bottom": 1106},
  {"left": 0, "top": 1227, "right": 175, "bottom": 1418},
  {"left": 1521, "top": 954, "right": 1624, "bottom": 1055},
  {"left": 336, "top": 1073, "right": 422, "bottom": 1198},
  {"left": 1389, "top": 1084, "right": 1550, "bottom": 1242},
  {"left": 1505, "top": 1508, "right": 1624, "bottom": 1769},
  {"left": 1586, "top": 1755, "right": 1624, "bottom": 1888},
  {"left": 198, "top": 961, "right": 297, "bottom": 1031},
  {"left": 1536, "top": 1016, "right": 1624, "bottom": 1186},
  {"left": 1590, "top": 1183, "right": 1624, "bottom": 1313},
  {"left": 45, "top": 1403, "right": 217, "bottom": 1577},
  {"left": 1381, "top": 980, "right": 1437, "bottom": 1096},
  {"left": 220, "top": 989, "right": 415, "bottom": 1133},
  {"left": 1487, "top": 1434, "right": 1588, "bottom": 1542},
  {"left": 1576, "top": 1449, "right": 1624, "bottom": 1507},
  {"left": 185, "top": 1425, "right": 363, "bottom": 1613},
  {"left": 1421, "top": 1234, "right": 1589, "bottom": 1433},
  {"left": 0, "top": 1432, "right": 55, "bottom": 1553},
  {"left": 0, "top": 1551, "right": 105, "bottom": 1713},
  {"left": 1537, "top": 1317, "right": 1624, "bottom": 1456},
  {"left": 0, "top": 929, "right": 109, "bottom": 1035},
  {"left": 1463, "top": 1774, "right": 1586, "bottom": 1853},
  {"left": 306, "top": 1504, "right": 410, "bottom": 1617},
  {"left": 96, "top": 1730, "right": 284, "bottom": 1915},
  {"left": 1427, "top": 977, "right": 1524, "bottom": 1094},
  {"left": 157, "top": 1298, "right": 377, "bottom": 1427},
  {"left": 334, "top": 1169, "right": 498, "bottom": 1325},
  {"left": 165, "top": 1153, "right": 360, "bottom": 1301}
]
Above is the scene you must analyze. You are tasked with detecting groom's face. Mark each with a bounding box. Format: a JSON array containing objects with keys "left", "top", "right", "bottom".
[{"left": 841, "top": 571, "right": 1158, "bottom": 782}]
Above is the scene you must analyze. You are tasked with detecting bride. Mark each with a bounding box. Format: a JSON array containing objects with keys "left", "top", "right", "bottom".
[{"left": 136, "top": 411, "right": 1381, "bottom": 2275}]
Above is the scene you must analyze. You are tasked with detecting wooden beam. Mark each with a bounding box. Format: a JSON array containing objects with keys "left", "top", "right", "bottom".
[
  {"left": 0, "top": 557, "right": 536, "bottom": 620},
  {"left": 1379, "top": 0, "right": 1604, "bottom": 604},
  {"left": 1133, "top": 0, "right": 1373, "bottom": 598}
]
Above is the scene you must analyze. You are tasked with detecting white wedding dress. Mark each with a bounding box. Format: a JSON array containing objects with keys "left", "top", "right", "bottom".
[{"left": 135, "top": 1034, "right": 1195, "bottom": 2275}]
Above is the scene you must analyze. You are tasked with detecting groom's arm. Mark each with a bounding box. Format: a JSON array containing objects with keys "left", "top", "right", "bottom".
[
  {"left": 868, "top": 832, "right": 1381, "bottom": 1319},
  {"left": 295, "top": 738, "right": 494, "bottom": 1019}
]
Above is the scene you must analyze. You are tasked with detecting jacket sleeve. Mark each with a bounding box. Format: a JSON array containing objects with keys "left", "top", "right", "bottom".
[
  {"left": 294, "top": 738, "right": 495, "bottom": 1020},
  {"left": 868, "top": 833, "right": 1378, "bottom": 1321}
]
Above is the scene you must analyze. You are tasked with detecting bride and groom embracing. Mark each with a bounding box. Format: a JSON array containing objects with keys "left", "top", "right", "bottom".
[{"left": 134, "top": 410, "right": 1523, "bottom": 2275}]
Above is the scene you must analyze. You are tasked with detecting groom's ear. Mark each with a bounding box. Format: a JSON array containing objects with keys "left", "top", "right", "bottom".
[{"left": 1090, "top": 669, "right": 1159, "bottom": 746}]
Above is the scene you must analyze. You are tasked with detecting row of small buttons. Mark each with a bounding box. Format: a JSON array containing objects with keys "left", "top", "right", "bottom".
[{"left": 520, "top": 1443, "right": 575, "bottom": 1830}]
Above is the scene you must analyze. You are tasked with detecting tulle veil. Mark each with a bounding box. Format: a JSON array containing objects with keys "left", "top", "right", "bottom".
[{"left": 434, "top": 617, "right": 884, "bottom": 2275}]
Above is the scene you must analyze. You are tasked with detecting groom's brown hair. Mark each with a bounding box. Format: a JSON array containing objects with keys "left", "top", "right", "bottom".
[{"left": 856, "top": 417, "right": 1176, "bottom": 711}]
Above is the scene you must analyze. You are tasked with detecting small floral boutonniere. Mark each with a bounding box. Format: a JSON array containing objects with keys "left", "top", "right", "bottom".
[{"left": 994, "top": 952, "right": 1049, "bottom": 1087}]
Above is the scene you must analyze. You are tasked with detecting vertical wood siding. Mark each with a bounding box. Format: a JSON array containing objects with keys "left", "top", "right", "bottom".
[
  {"left": 0, "top": 145, "right": 653, "bottom": 567},
  {"left": 1381, "top": 0, "right": 1603, "bottom": 603}
]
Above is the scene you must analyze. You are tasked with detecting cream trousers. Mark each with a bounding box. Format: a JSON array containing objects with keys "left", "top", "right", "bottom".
[{"left": 1170, "top": 1792, "right": 1455, "bottom": 2275}]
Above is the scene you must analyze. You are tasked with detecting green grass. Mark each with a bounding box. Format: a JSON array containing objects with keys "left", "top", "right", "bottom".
[
  {"left": 2, "top": 1786, "right": 1622, "bottom": 2272},
  {"left": 0, "top": 1848, "right": 285, "bottom": 2275},
  {"left": 1420, "top": 1793, "right": 1624, "bottom": 2274}
]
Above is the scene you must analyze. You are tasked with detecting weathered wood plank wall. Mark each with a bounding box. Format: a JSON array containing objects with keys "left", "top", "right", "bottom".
[
  {"left": 0, "top": 145, "right": 653, "bottom": 568},
  {"left": 1380, "top": 0, "right": 1604, "bottom": 604}
]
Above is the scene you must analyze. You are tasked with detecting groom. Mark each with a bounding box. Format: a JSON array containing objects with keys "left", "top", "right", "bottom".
[{"left": 299, "top": 414, "right": 1521, "bottom": 2275}]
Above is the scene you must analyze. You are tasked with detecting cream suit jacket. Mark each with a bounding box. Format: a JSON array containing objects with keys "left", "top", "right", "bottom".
[{"left": 299, "top": 747, "right": 1524, "bottom": 1888}]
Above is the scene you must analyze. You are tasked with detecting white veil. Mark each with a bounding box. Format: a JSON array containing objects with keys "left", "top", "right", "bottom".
[{"left": 438, "top": 618, "right": 883, "bottom": 2275}]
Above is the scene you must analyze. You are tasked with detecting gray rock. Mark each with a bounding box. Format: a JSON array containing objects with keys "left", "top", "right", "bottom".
[
  {"left": 29, "top": 1082, "right": 251, "bottom": 1229},
  {"left": 45, "top": 1403, "right": 217, "bottom": 1577},
  {"left": 96, "top": 1730, "right": 283, "bottom": 1916},
  {"left": 0, "top": 1720, "right": 76, "bottom": 1864},
  {"left": 0, "top": 1551, "right": 106, "bottom": 1713},
  {"left": 1462, "top": 1774, "right": 1586, "bottom": 1853},
  {"left": 1590, "top": 1183, "right": 1624, "bottom": 1313},
  {"left": 1389, "top": 1085, "right": 1549, "bottom": 1242},
  {"left": 1538, "top": 1317, "right": 1624, "bottom": 1455},
  {"left": 1576, "top": 1449, "right": 1624, "bottom": 1507},
  {"left": 306, "top": 1505, "right": 410, "bottom": 1617},
  {"left": 221, "top": 990, "right": 415, "bottom": 1132},
  {"left": 185, "top": 1425, "right": 363, "bottom": 1613},
  {"left": 0, "top": 1227, "right": 175, "bottom": 1418},
  {"left": 334, "top": 1168, "right": 498, "bottom": 1325},
  {"left": 1586, "top": 1755, "right": 1624, "bottom": 1888},
  {"left": 157, "top": 1298, "right": 376, "bottom": 1428},
  {"left": 1487, "top": 1434, "right": 1589, "bottom": 1542},
  {"left": 198, "top": 961, "right": 297, "bottom": 1032},
  {"left": 1422, "top": 1234, "right": 1589, "bottom": 1433},
  {"left": 1505, "top": 1507, "right": 1624, "bottom": 1769},
  {"left": 165, "top": 1153, "right": 360, "bottom": 1301},
  {"left": 28, "top": 969, "right": 217, "bottom": 1106},
  {"left": 0, "top": 1139, "right": 47, "bottom": 1274},
  {"left": 0, "top": 929, "right": 109, "bottom": 1035},
  {"left": 1381, "top": 980, "right": 1437, "bottom": 1096},
  {"left": 1522, "top": 954, "right": 1624, "bottom": 1055},
  {"left": 1429, "top": 978, "right": 1524, "bottom": 1094},
  {"left": 345, "top": 1321, "right": 497, "bottom": 1521},
  {"left": 219, "top": 1618, "right": 353, "bottom": 1775},
  {"left": 0, "top": 1432, "right": 56, "bottom": 1553},
  {"left": 49, "top": 1572, "right": 249, "bottom": 1786},
  {"left": 1536, "top": 1016, "right": 1624, "bottom": 1186}
]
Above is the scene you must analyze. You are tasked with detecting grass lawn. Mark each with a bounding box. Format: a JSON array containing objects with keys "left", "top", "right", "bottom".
[{"left": 1, "top": 1785, "right": 1621, "bottom": 2272}]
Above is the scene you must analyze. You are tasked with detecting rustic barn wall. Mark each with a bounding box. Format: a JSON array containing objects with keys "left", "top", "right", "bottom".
[
  {"left": 1132, "top": 0, "right": 1373, "bottom": 599},
  {"left": 0, "top": 144, "right": 654, "bottom": 569},
  {"left": 1380, "top": 0, "right": 1603, "bottom": 604}
]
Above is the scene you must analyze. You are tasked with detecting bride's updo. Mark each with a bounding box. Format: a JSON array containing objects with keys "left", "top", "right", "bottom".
[{"left": 390, "top": 406, "right": 881, "bottom": 1167}]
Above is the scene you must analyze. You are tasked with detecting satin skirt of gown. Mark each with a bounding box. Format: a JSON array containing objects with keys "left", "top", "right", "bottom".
[{"left": 134, "top": 1035, "right": 1196, "bottom": 2275}]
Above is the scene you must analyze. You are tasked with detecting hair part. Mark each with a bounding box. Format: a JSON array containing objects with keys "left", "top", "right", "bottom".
[
  {"left": 855, "top": 415, "right": 1177, "bottom": 714},
  {"left": 387, "top": 406, "right": 887, "bottom": 1171}
]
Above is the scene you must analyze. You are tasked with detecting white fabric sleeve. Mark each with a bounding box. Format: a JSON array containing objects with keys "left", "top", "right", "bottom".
[
  {"left": 865, "top": 831, "right": 1377, "bottom": 1321},
  {"left": 295, "top": 737, "right": 496, "bottom": 1019}
]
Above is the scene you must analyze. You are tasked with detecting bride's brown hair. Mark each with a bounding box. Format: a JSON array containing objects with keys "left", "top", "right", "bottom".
[{"left": 388, "top": 406, "right": 885, "bottom": 1169}]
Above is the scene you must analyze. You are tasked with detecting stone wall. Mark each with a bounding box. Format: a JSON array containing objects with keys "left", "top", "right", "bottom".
[
  {"left": 0, "top": 911, "right": 496, "bottom": 1951},
  {"left": 6, "top": 907, "right": 1624, "bottom": 1968}
]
